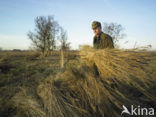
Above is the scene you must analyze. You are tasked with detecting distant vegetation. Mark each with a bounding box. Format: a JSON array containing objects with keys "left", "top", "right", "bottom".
[
  {"left": 103, "top": 22, "right": 126, "bottom": 44},
  {"left": 27, "top": 16, "right": 70, "bottom": 56}
]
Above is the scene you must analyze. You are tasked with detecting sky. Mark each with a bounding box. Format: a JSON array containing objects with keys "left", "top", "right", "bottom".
[{"left": 0, "top": 0, "right": 156, "bottom": 50}]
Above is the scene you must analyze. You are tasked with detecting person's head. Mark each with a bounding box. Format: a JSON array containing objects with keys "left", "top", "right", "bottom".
[{"left": 92, "top": 21, "right": 102, "bottom": 36}]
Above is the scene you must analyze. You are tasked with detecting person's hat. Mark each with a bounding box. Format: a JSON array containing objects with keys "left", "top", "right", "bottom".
[{"left": 92, "top": 21, "right": 101, "bottom": 29}]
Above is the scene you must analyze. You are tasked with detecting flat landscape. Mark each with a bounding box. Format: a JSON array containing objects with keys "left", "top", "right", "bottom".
[{"left": 0, "top": 48, "right": 155, "bottom": 117}]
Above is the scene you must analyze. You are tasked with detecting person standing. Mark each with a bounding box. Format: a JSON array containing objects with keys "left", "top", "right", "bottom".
[{"left": 92, "top": 21, "right": 114, "bottom": 49}]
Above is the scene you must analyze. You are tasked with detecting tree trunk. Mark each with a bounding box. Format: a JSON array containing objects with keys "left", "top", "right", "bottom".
[{"left": 60, "top": 49, "right": 64, "bottom": 68}]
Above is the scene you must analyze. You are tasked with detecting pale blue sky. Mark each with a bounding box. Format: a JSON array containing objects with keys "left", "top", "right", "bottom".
[{"left": 0, "top": 0, "right": 156, "bottom": 50}]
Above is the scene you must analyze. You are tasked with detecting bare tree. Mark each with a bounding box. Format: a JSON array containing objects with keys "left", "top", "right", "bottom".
[
  {"left": 27, "top": 16, "right": 59, "bottom": 55},
  {"left": 103, "top": 22, "right": 126, "bottom": 44},
  {"left": 58, "top": 27, "right": 70, "bottom": 51}
]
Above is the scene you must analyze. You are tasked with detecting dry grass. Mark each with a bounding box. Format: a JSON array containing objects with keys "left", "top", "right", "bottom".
[
  {"left": 10, "top": 88, "right": 46, "bottom": 117},
  {"left": 0, "top": 47, "right": 156, "bottom": 117},
  {"left": 36, "top": 46, "right": 156, "bottom": 117}
]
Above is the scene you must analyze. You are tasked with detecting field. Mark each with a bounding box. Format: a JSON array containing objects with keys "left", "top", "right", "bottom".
[{"left": 0, "top": 47, "right": 156, "bottom": 117}]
